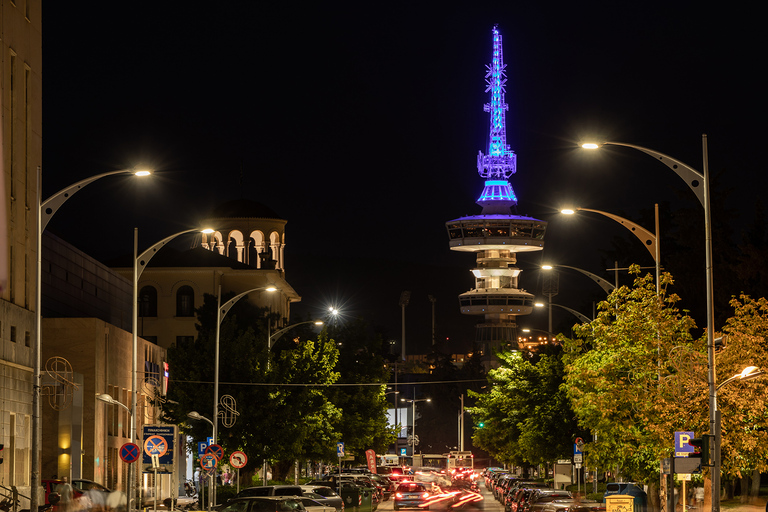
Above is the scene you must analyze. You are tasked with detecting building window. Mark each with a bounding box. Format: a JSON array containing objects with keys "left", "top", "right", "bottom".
[
  {"left": 10, "top": 326, "right": 16, "bottom": 343},
  {"left": 25, "top": 331, "right": 30, "bottom": 347},
  {"left": 176, "top": 286, "right": 195, "bottom": 317},
  {"left": 139, "top": 286, "right": 158, "bottom": 317}
]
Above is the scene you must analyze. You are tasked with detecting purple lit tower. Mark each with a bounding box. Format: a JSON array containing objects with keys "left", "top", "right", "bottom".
[{"left": 446, "top": 25, "right": 547, "bottom": 368}]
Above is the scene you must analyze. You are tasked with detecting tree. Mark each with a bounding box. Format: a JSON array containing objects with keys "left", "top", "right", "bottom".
[
  {"left": 467, "top": 346, "right": 582, "bottom": 471},
  {"left": 160, "top": 292, "right": 342, "bottom": 482},
  {"left": 717, "top": 294, "right": 768, "bottom": 501},
  {"left": 563, "top": 269, "right": 702, "bottom": 490},
  {"left": 326, "top": 318, "right": 396, "bottom": 463}
]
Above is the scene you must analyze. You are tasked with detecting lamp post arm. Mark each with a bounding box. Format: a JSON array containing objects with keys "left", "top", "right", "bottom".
[
  {"left": 556, "top": 264, "right": 616, "bottom": 294},
  {"left": 219, "top": 287, "right": 274, "bottom": 324},
  {"left": 604, "top": 142, "right": 705, "bottom": 207},
  {"left": 268, "top": 320, "right": 317, "bottom": 349},
  {"left": 576, "top": 208, "right": 657, "bottom": 262},
  {"left": 551, "top": 303, "right": 591, "bottom": 323},
  {"left": 40, "top": 169, "right": 139, "bottom": 231},
  {"left": 136, "top": 228, "right": 201, "bottom": 280}
]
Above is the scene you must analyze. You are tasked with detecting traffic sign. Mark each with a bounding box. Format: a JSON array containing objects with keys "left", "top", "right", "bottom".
[
  {"left": 230, "top": 451, "right": 247, "bottom": 469},
  {"left": 337, "top": 442, "right": 345, "bottom": 458},
  {"left": 574, "top": 454, "right": 583, "bottom": 464},
  {"left": 144, "top": 435, "right": 168, "bottom": 457},
  {"left": 675, "top": 431, "right": 694, "bottom": 457},
  {"left": 206, "top": 443, "right": 224, "bottom": 461},
  {"left": 198, "top": 442, "right": 208, "bottom": 456},
  {"left": 200, "top": 453, "right": 217, "bottom": 470},
  {"left": 120, "top": 443, "right": 141, "bottom": 463}
]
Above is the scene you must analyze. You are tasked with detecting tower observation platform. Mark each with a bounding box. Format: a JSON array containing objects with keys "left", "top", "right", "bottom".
[{"left": 446, "top": 25, "right": 547, "bottom": 368}]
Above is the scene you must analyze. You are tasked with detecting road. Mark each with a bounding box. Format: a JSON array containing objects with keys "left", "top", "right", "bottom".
[{"left": 375, "top": 482, "right": 502, "bottom": 512}]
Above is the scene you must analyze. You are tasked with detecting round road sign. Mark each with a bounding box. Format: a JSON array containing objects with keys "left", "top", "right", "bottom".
[
  {"left": 144, "top": 435, "right": 169, "bottom": 457},
  {"left": 230, "top": 451, "right": 247, "bottom": 469},
  {"left": 206, "top": 443, "right": 224, "bottom": 460},
  {"left": 120, "top": 443, "right": 141, "bottom": 463},
  {"left": 200, "top": 453, "right": 217, "bottom": 470}
]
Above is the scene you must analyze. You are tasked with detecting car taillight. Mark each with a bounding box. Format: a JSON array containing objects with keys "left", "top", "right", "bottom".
[
  {"left": 396, "top": 493, "right": 403, "bottom": 499},
  {"left": 422, "top": 493, "right": 429, "bottom": 498}
]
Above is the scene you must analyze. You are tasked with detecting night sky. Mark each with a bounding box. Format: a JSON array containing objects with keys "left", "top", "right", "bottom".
[{"left": 41, "top": 2, "right": 767, "bottom": 355}]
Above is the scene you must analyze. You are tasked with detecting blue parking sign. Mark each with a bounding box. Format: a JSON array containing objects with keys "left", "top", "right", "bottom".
[
  {"left": 198, "top": 442, "right": 208, "bottom": 456},
  {"left": 675, "top": 431, "right": 694, "bottom": 457}
]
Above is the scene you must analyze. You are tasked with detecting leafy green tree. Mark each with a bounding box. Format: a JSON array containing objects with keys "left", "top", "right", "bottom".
[
  {"left": 326, "top": 319, "right": 396, "bottom": 464},
  {"left": 467, "top": 346, "right": 582, "bottom": 471},
  {"left": 160, "top": 292, "right": 341, "bottom": 482},
  {"left": 563, "top": 269, "right": 701, "bottom": 506}
]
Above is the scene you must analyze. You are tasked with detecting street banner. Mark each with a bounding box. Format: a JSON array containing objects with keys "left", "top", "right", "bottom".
[{"left": 365, "top": 449, "right": 377, "bottom": 474}]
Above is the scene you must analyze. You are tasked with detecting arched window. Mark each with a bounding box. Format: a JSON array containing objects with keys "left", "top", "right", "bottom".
[
  {"left": 139, "top": 286, "right": 157, "bottom": 317},
  {"left": 176, "top": 286, "right": 195, "bottom": 317}
]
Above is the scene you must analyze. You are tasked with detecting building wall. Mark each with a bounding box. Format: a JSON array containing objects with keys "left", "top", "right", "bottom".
[
  {"left": 42, "top": 317, "right": 166, "bottom": 493},
  {"left": 114, "top": 266, "right": 300, "bottom": 350},
  {"left": 1, "top": 0, "right": 42, "bottom": 500}
]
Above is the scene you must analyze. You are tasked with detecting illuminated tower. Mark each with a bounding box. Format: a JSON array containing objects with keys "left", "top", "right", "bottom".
[{"left": 445, "top": 25, "right": 547, "bottom": 368}]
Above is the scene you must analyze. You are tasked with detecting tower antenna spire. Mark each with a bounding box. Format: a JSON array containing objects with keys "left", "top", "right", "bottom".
[{"left": 477, "top": 24, "right": 517, "bottom": 213}]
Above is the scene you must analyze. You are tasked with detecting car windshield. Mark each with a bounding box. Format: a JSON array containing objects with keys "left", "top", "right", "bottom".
[
  {"left": 311, "top": 488, "right": 338, "bottom": 497},
  {"left": 397, "top": 484, "right": 426, "bottom": 492},
  {"left": 278, "top": 499, "right": 305, "bottom": 512}
]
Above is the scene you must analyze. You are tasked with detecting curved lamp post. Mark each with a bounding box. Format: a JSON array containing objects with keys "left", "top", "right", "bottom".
[
  {"left": 129, "top": 227, "right": 213, "bottom": 511},
  {"left": 534, "top": 301, "right": 591, "bottom": 324},
  {"left": 268, "top": 320, "right": 324, "bottom": 350},
  {"left": 33, "top": 167, "right": 151, "bottom": 512},
  {"left": 561, "top": 206, "right": 660, "bottom": 291},
  {"left": 582, "top": 137, "right": 716, "bottom": 510},
  {"left": 400, "top": 394, "right": 431, "bottom": 456},
  {"left": 187, "top": 411, "right": 215, "bottom": 512},
  {"left": 542, "top": 264, "right": 616, "bottom": 295}
]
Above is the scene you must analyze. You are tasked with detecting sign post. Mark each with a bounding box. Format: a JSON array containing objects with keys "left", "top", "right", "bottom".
[
  {"left": 230, "top": 451, "right": 248, "bottom": 494},
  {"left": 337, "top": 443, "right": 345, "bottom": 494},
  {"left": 142, "top": 425, "right": 177, "bottom": 512}
]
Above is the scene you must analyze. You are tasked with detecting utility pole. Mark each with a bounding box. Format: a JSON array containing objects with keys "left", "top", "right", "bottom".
[
  {"left": 428, "top": 295, "right": 436, "bottom": 346},
  {"left": 399, "top": 291, "right": 411, "bottom": 361}
]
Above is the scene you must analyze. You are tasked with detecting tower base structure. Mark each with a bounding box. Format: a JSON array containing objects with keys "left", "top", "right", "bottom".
[{"left": 446, "top": 215, "right": 546, "bottom": 369}]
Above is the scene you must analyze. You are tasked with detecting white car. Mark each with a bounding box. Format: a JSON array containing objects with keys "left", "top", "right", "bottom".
[{"left": 298, "top": 497, "right": 336, "bottom": 512}]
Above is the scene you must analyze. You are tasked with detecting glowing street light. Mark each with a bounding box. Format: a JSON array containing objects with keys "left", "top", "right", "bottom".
[
  {"left": 268, "top": 320, "right": 324, "bottom": 350},
  {"left": 186, "top": 411, "right": 215, "bottom": 512},
  {"left": 128, "top": 227, "right": 213, "bottom": 511},
  {"left": 582, "top": 137, "right": 717, "bottom": 510},
  {"left": 400, "top": 394, "right": 431, "bottom": 456},
  {"left": 32, "top": 167, "right": 151, "bottom": 512}
]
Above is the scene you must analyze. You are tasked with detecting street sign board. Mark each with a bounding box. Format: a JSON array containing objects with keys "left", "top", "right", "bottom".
[
  {"left": 200, "top": 453, "right": 217, "bottom": 471},
  {"left": 337, "top": 442, "right": 345, "bottom": 458},
  {"left": 574, "top": 454, "right": 583, "bottom": 464},
  {"left": 230, "top": 451, "right": 247, "bottom": 469},
  {"left": 120, "top": 443, "right": 141, "bottom": 463},
  {"left": 142, "top": 424, "right": 176, "bottom": 473},
  {"left": 556, "top": 459, "right": 571, "bottom": 465},
  {"left": 674, "top": 457, "right": 701, "bottom": 474},
  {"left": 198, "top": 441, "right": 208, "bottom": 456},
  {"left": 206, "top": 443, "right": 224, "bottom": 461},
  {"left": 675, "top": 431, "right": 694, "bottom": 457}
]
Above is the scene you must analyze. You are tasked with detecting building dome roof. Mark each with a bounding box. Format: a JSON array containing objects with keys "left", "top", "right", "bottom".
[{"left": 207, "top": 199, "right": 283, "bottom": 220}]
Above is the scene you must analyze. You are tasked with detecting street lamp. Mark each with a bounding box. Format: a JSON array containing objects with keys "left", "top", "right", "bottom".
[
  {"left": 716, "top": 366, "right": 764, "bottom": 392},
  {"left": 541, "top": 264, "right": 616, "bottom": 295},
  {"left": 187, "top": 412, "right": 215, "bottom": 512},
  {"left": 268, "top": 320, "right": 324, "bottom": 350},
  {"left": 400, "top": 394, "right": 431, "bottom": 456},
  {"left": 33, "top": 167, "right": 151, "bottom": 512},
  {"left": 534, "top": 301, "right": 591, "bottom": 324},
  {"left": 582, "top": 137, "right": 716, "bottom": 510},
  {"left": 560, "top": 206, "right": 660, "bottom": 291},
  {"left": 128, "top": 227, "right": 213, "bottom": 511}
]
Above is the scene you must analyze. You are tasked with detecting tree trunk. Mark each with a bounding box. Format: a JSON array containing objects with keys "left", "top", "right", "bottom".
[
  {"left": 274, "top": 460, "right": 294, "bottom": 482},
  {"left": 740, "top": 475, "right": 749, "bottom": 503},
  {"left": 703, "top": 477, "right": 711, "bottom": 512},
  {"left": 647, "top": 480, "right": 660, "bottom": 512},
  {"left": 749, "top": 469, "right": 761, "bottom": 504}
]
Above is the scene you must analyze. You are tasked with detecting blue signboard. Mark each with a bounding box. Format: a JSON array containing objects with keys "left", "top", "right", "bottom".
[
  {"left": 142, "top": 424, "right": 176, "bottom": 472},
  {"left": 675, "top": 431, "right": 694, "bottom": 457}
]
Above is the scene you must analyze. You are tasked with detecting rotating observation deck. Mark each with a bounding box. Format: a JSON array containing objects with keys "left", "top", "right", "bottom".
[{"left": 445, "top": 214, "right": 546, "bottom": 252}]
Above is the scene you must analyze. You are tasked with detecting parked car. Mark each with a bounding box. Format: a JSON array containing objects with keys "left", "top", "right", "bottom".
[
  {"left": 236, "top": 486, "right": 305, "bottom": 498},
  {"left": 300, "top": 486, "right": 344, "bottom": 512},
  {"left": 297, "top": 497, "right": 335, "bottom": 512},
  {"left": 71, "top": 479, "right": 126, "bottom": 512},
  {"left": 524, "top": 489, "right": 573, "bottom": 512},
  {"left": 393, "top": 482, "right": 430, "bottom": 511},
  {"left": 542, "top": 499, "right": 604, "bottom": 512},
  {"left": 42, "top": 480, "right": 87, "bottom": 511},
  {"left": 217, "top": 496, "right": 306, "bottom": 512},
  {"left": 504, "top": 482, "right": 550, "bottom": 512}
]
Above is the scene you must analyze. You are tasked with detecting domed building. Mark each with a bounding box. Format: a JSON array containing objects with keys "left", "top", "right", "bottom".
[{"left": 112, "top": 199, "right": 300, "bottom": 350}]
